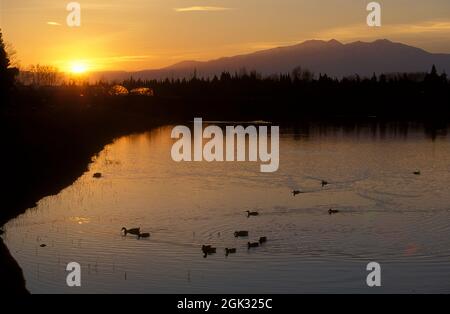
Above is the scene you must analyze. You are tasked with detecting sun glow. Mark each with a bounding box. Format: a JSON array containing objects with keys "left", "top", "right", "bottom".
[{"left": 70, "top": 62, "right": 89, "bottom": 74}]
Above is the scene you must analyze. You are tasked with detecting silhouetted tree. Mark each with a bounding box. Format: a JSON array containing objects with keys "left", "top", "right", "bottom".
[
  {"left": 292, "top": 66, "right": 302, "bottom": 81},
  {"left": 0, "top": 29, "right": 18, "bottom": 97},
  {"left": 21, "top": 64, "right": 62, "bottom": 86},
  {"left": 425, "top": 64, "right": 441, "bottom": 84},
  {"left": 431, "top": 65, "right": 438, "bottom": 76},
  {"left": 5, "top": 42, "right": 20, "bottom": 68},
  {"left": 371, "top": 72, "right": 378, "bottom": 83},
  {"left": 292, "top": 66, "right": 314, "bottom": 82}
]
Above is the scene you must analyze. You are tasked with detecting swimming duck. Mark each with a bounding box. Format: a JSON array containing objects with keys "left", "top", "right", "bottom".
[
  {"left": 138, "top": 232, "right": 150, "bottom": 239},
  {"left": 292, "top": 190, "right": 302, "bottom": 196},
  {"left": 93, "top": 173, "right": 102, "bottom": 179},
  {"left": 328, "top": 209, "right": 340, "bottom": 215},
  {"left": 246, "top": 211, "right": 259, "bottom": 217},
  {"left": 248, "top": 242, "right": 260, "bottom": 249},
  {"left": 121, "top": 227, "right": 141, "bottom": 236},
  {"left": 225, "top": 248, "right": 237, "bottom": 256},
  {"left": 259, "top": 237, "right": 267, "bottom": 244},
  {"left": 234, "top": 231, "right": 249, "bottom": 237},
  {"left": 202, "top": 245, "right": 217, "bottom": 254},
  {"left": 413, "top": 171, "right": 421, "bottom": 175},
  {"left": 321, "top": 180, "right": 328, "bottom": 187}
]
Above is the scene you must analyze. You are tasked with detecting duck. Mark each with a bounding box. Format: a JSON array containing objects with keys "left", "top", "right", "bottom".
[
  {"left": 321, "top": 180, "right": 328, "bottom": 187},
  {"left": 259, "top": 237, "right": 267, "bottom": 244},
  {"left": 246, "top": 211, "right": 259, "bottom": 217},
  {"left": 292, "top": 190, "right": 302, "bottom": 196},
  {"left": 138, "top": 232, "right": 150, "bottom": 239},
  {"left": 413, "top": 171, "right": 421, "bottom": 175},
  {"left": 40, "top": 244, "right": 47, "bottom": 248},
  {"left": 93, "top": 172, "right": 102, "bottom": 179},
  {"left": 202, "top": 245, "right": 217, "bottom": 254},
  {"left": 248, "top": 242, "right": 260, "bottom": 249},
  {"left": 202, "top": 245, "right": 212, "bottom": 250},
  {"left": 121, "top": 227, "right": 141, "bottom": 236},
  {"left": 225, "top": 248, "right": 237, "bottom": 256},
  {"left": 328, "top": 209, "right": 340, "bottom": 215},
  {"left": 234, "top": 231, "right": 249, "bottom": 238}
]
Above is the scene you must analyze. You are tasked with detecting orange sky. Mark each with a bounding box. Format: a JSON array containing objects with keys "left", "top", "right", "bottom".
[{"left": 1, "top": 0, "right": 450, "bottom": 72}]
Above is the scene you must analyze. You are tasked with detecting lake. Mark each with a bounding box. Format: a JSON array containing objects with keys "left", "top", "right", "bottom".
[{"left": 3, "top": 123, "right": 450, "bottom": 293}]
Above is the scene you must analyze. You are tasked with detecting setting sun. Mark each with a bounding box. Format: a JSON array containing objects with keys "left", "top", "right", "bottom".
[{"left": 70, "top": 62, "right": 88, "bottom": 74}]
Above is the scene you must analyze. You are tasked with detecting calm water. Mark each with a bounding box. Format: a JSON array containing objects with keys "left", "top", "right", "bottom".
[{"left": 4, "top": 123, "right": 450, "bottom": 294}]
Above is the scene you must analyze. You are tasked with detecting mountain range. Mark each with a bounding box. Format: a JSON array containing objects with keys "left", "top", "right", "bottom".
[{"left": 90, "top": 39, "right": 450, "bottom": 81}]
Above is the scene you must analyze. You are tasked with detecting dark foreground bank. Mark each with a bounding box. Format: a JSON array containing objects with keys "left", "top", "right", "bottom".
[{"left": 0, "top": 238, "right": 27, "bottom": 294}]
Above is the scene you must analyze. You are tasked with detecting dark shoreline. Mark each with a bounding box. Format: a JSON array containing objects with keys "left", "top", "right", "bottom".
[
  {"left": 0, "top": 129, "right": 163, "bottom": 294},
  {"left": 0, "top": 127, "right": 164, "bottom": 294},
  {"left": 0, "top": 238, "right": 28, "bottom": 294},
  {"left": 0, "top": 91, "right": 173, "bottom": 294}
]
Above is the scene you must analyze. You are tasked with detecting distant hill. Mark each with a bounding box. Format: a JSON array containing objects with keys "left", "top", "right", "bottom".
[{"left": 89, "top": 39, "right": 450, "bottom": 81}]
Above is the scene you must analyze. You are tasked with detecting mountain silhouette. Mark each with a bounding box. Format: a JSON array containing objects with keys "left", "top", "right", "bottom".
[{"left": 91, "top": 39, "right": 450, "bottom": 81}]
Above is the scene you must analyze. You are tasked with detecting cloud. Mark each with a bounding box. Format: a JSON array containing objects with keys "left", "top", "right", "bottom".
[
  {"left": 47, "top": 21, "right": 61, "bottom": 26},
  {"left": 314, "top": 20, "right": 450, "bottom": 42},
  {"left": 402, "top": 21, "right": 450, "bottom": 33},
  {"left": 174, "top": 6, "right": 233, "bottom": 13}
]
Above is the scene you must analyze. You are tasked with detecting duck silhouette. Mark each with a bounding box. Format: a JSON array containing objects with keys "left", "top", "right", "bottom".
[
  {"left": 225, "top": 248, "right": 237, "bottom": 256},
  {"left": 138, "top": 232, "right": 150, "bottom": 239},
  {"left": 121, "top": 227, "right": 140, "bottom": 236},
  {"left": 202, "top": 245, "right": 216, "bottom": 254},
  {"left": 202, "top": 245, "right": 217, "bottom": 258},
  {"left": 246, "top": 211, "right": 259, "bottom": 217},
  {"left": 234, "top": 231, "right": 249, "bottom": 237}
]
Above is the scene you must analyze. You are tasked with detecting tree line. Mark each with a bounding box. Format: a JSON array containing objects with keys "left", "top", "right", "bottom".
[{"left": 2, "top": 29, "right": 450, "bottom": 120}]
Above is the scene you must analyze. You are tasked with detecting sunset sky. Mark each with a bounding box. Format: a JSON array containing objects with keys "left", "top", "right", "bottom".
[{"left": 1, "top": 0, "right": 450, "bottom": 72}]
